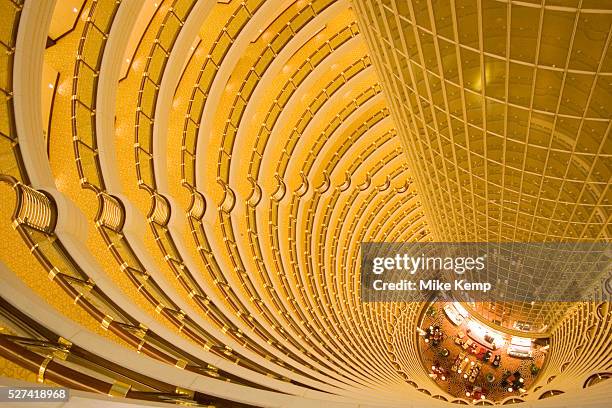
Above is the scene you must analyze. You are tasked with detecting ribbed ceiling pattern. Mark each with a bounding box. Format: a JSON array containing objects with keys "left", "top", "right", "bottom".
[{"left": 0, "top": 1, "right": 610, "bottom": 407}]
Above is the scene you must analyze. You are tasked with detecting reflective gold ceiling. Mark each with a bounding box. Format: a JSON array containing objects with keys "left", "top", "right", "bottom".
[
  {"left": 352, "top": 0, "right": 611, "bottom": 331},
  {"left": 0, "top": 0, "right": 610, "bottom": 407},
  {"left": 353, "top": 0, "right": 610, "bottom": 242}
]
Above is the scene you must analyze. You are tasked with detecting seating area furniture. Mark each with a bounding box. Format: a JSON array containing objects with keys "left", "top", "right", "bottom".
[
  {"left": 507, "top": 336, "right": 532, "bottom": 358},
  {"left": 451, "top": 352, "right": 467, "bottom": 373},
  {"left": 501, "top": 370, "right": 525, "bottom": 392},
  {"left": 467, "top": 327, "right": 498, "bottom": 350},
  {"left": 466, "top": 385, "right": 487, "bottom": 401},
  {"left": 443, "top": 303, "right": 464, "bottom": 325},
  {"left": 424, "top": 325, "right": 443, "bottom": 346},
  {"left": 452, "top": 353, "right": 471, "bottom": 374},
  {"left": 459, "top": 356, "right": 470, "bottom": 374},
  {"left": 468, "top": 362, "right": 482, "bottom": 383},
  {"left": 431, "top": 362, "right": 447, "bottom": 380}
]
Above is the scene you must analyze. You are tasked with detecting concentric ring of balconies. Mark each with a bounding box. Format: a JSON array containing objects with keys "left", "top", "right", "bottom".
[{"left": 0, "top": 0, "right": 610, "bottom": 407}]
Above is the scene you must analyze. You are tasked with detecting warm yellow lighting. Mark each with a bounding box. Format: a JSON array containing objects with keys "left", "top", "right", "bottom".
[
  {"left": 57, "top": 80, "right": 69, "bottom": 96},
  {"left": 1, "top": 1, "right": 607, "bottom": 407}
]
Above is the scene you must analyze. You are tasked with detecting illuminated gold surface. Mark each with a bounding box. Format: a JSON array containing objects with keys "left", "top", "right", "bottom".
[
  {"left": 352, "top": 0, "right": 610, "bottom": 242},
  {"left": 352, "top": 0, "right": 611, "bottom": 331},
  {"left": 0, "top": 0, "right": 609, "bottom": 406}
]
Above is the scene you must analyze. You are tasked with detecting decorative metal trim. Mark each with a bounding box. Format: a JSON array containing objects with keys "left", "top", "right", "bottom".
[
  {"left": 37, "top": 357, "right": 51, "bottom": 383},
  {"left": 101, "top": 315, "right": 114, "bottom": 330},
  {"left": 108, "top": 381, "right": 131, "bottom": 397},
  {"left": 15, "top": 184, "right": 56, "bottom": 233}
]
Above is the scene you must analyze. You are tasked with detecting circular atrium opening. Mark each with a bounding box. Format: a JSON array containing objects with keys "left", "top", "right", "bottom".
[{"left": 417, "top": 300, "right": 549, "bottom": 403}]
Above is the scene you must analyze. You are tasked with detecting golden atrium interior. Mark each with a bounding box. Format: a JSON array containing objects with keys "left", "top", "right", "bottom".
[{"left": 0, "top": 0, "right": 610, "bottom": 406}]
